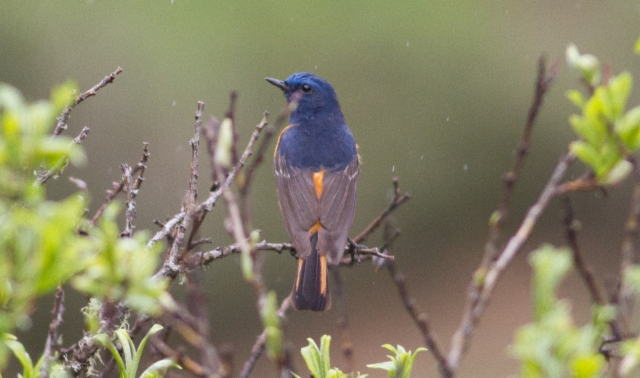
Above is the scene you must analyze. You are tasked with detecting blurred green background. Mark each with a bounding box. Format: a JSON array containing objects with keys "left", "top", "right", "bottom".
[{"left": 1, "top": 1, "right": 639, "bottom": 376}]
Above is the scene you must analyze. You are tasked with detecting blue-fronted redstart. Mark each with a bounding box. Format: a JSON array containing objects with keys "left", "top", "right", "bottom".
[{"left": 266, "top": 72, "right": 359, "bottom": 311}]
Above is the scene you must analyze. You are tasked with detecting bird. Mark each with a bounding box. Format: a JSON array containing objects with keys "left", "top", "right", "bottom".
[{"left": 266, "top": 72, "right": 359, "bottom": 311}]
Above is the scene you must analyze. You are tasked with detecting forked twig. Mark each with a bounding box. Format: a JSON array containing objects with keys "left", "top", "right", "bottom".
[
  {"left": 447, "top": 153, "right": 573, "bottom": 374},
  {"left": 54, "top": 67, "right": 123, "bottom": 136}
]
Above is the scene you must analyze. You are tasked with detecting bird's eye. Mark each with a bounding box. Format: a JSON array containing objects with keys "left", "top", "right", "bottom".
[{"left": 301, "top": 84, "right": 312, "bottom": 93}]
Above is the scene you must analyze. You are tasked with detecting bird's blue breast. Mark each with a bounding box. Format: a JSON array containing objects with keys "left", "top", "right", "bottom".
[{"left": 277, "top": 117, "right": 357, "bottom": 172}]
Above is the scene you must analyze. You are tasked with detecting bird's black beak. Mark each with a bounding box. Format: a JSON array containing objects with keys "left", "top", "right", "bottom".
[{"left": 265, "top": 77, "right": 288, "bottom": 91}]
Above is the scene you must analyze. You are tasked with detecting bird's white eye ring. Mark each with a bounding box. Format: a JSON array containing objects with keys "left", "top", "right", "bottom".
[{"left": 301, "top": 84, "right": 312, "bottom": 93}]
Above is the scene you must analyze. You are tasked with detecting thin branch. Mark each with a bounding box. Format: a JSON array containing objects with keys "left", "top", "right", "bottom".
[
  {"left": 189, "top": 102, "right": 204, "bottom": 204},
  {"left": 618, "top": 160, "right": 640, "bottom": 331},
  {"left": 133, "top": 142, "right": 150, "bottom": 191},
  {"left": 120, "top": 164, "right": 135, "bottom": 237},
  {"left": 185, "top": 103, "right": 205, "bottom": 248},
  {"left": 161, "top": 102, "right": 205, "bottom": 277},
  {"left": 184, "top": 240, "right": 394, "bottom": 268},
  {"left": 443, "top": 57, "right": 557, "bottom": 376},
  {"left": 91, "top": 143, "right": 149, "bottom": 225},
  {"left": 482, "top": 55, "right": 557, "bottom": 266},
  {"left": 37, "top": 126, "right": 91, "bottom": 184},
  {"left": 562, "top": 196, "right": 624, "bottom": 341},
  {"left": 150, "top": 336, "right": 210, "bottom": 377},
  {"left": 332, "top": 269, "right": 355, "bottom": 372},
  {"left": 446, "top": 153, "right": 573, "bottom": 374},
  {"left": 203, "top": 116, "right": 221, "bottom": 185},
  {"left": 147, "top": 112, "right": 269, "bottom": 249},
  {"left": 561, "top": 196, "right": 606, "bottom": 305},
  {"left": 239, "top": 297, "right": 291, "bottom": 378},
  {"left": 353, "top": 177, "right": 410, "bottom": 244},
  {"left": 54, "top": 67, "right": 123, "bottom": 136},
  {"left": 40, "top": 286, "right": 65, "bottom": 378},
  {"left": 382, "top": 223, "right": 449, "bottom": 376}
]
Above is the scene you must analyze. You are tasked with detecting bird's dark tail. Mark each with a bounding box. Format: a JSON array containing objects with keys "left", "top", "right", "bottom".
[{"left": 292, "top": 232, "right": 330, "bottom": 311}]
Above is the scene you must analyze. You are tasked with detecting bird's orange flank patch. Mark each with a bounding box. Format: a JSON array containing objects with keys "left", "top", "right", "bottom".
[{"left": 313, "top": 169, "right": 325, "bottom": 199}]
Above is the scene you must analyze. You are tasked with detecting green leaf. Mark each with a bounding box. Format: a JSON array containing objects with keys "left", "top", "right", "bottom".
[
  {"left": 114, "top": 329, "right": 136, "bottom": 378},
  {"left": 94, "top": 333, "right": 126, "bottom": 377},
  {"left": 512, "top": 246, "right": 607, "bottom": 378},
  {"left": 620, "top": 336, "right": 640, "bottom": 376},
  {"left": 139, "top": 358, "right": 181, "bottom": 378},
  {"left": 624, "top": 265, "right": 640, "bottom": 294},
  {"left": 94, "top": 325, "right": 174, "bottom": 378},
  {"left": 566, "top": 90, "right": 586, "bottom": 109},
  {"left": 529, "top": 245, "right": 572, "bottom": 319},
  {"left": 606, "top": 72, "right": 632, "bottom": 120},
  {"left": 320, "top": 335, "right": 332, "bottom": 374},
  {"left": 300, "top": 338, "right": 323, "bottom": 377},
  {"left": 600, "top": 160, "right": 632, "bottom": 186},
  {"left": 566, "top": 44, "right": 601, "bottom": 86},
  {"left": 135, "top": 323, "right": 164, "bottom": 376},
  {"left": 261, "top": 291, "right": 282, "bottom": 360},
  {"left": 50, "top": 81, "right": 77, "bottom": 114},
  {"left": 367, "top": 344, "right": 426, "bottom": 378},
  {"left": 298, "top": 335, "right": 349, "bottom": 378},
  {"left": 617, "top": 106, "right": 640, "bottom": 150},
  {"left": 215, "top": 118, "right": 233, "bottom": 168},
  {"left": 4, "top": 337, "right": 33, "bottom": 378}
]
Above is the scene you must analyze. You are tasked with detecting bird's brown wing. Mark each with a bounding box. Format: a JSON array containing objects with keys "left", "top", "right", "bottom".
[
  {"left": 274, "top": 152, "right": 320, "bottom": 260},
  {"left": 317, "top": 156, "right": 359, "bottom": 264}
]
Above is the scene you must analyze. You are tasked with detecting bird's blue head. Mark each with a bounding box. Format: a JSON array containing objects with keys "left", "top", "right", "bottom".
[{"left": 266, "top": 72, "right": 342, "bottom": 122}]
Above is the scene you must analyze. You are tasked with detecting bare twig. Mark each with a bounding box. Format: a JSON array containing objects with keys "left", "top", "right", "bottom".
[
  {"left": 482, "top": 55, "right": 557, "bottom": 266},
  {"left": 147, "top": 113, "right": 269, "bottom": 249},
  {"left": 238, "top": 112, "right": 276, "bottom": 229},
  {"left": 618, "top": 161, "right": 640, "bottom": 331},
  {"left": 203, "top": 116, "right": 221, "bottom": 184},
  {"left": 332, "top": 269, "right": 355, "bottom": 372},
  {"left": 150, "top": 336, "right": 210, "bottom": 377},
  {"left": 68, "top": 176, "right": 87, "bottom": 190},
  {"left": 185, "top": 103, "right": 206, "bottom": 248},
  {"left": 120, "top": 164, "right": 135, "bottom": 237},
  {"left": 54, "top": 67, "right": 123, "bottom": 136},
  {"left": 446, "top": 153, "right": 573, "bottom": 374},
  {"left": 214, "top": 97, "right": 296, "bottom": 377},
  {"left": 184, "top": 240, "right": 393, "bottom": 268},
  {"left": 239, "top": 297, "right": 292, "bottom": 378},
  {"left": 185, "top": 271, "right": 220, "bottom": 375},
  {"left": 382, "top": 223, "right": 449, "bottom": 376},
  {"left": 91, "top": 143, "right": 149, "bottom": 225},
  {"left": 353, "top": 177, "right": 410, "bottom": 244},
  {"left": 37, "top": 126, "right": 91, "bottom": 184},
  {"left": 561, "top": 196, "right": 606, "bottom": 305},
  {"left": 162, "top": 102, "right": 205, "bottom": 276},
  {"left": 40, "top": 286, "right": 65, "bottom": 378},
  {"left": 441, "top": 57, "right": 556, "bottom": 377},
  {"left": 189, "top": 102, "right": 204, "bottom": 204},
  {"left": 562, "top": 196, "right": 624, "bottom": 343},
  {"left": 133, "top": 142, "right": 150, "bottom": 191}
]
